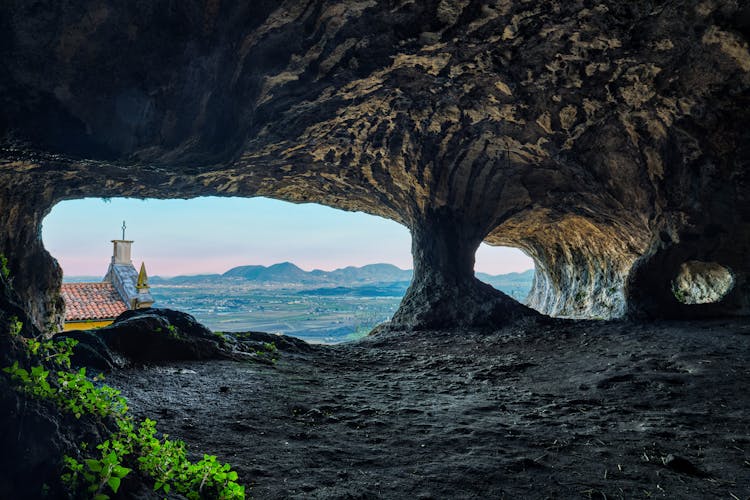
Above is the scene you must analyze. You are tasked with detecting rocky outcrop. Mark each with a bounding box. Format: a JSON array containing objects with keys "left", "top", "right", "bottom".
[
  {"left": 1, "top": 0, "right": 749, "bottom": 329},
  {"left": 57, "top": 308, "right": 307, "bottom": 367},
  {"left": 95, "top": 308, "right": 229, "bottom": 363},
  {"left": 58, "top": 308, "right": 235, "bottom": 366}
]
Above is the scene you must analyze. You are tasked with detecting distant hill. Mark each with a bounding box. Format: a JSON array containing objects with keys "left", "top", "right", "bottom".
[
  {"left": 476, "top": 269, "right": 535, "bottom": 289},
  {"left": 217, "top": 262, "right": 412, "bottom": 285},
  {"left": 223, "top": 262, "right": 311, "bottom": 282},
  {"left": 324, "top": 263, "right": 412, "bottom": 283},
  {"left": 150, "top": 274, "right": 221, "bottom": 285},
  {"left": 94, "top": 263, "right": 534, "bottom": 295}
]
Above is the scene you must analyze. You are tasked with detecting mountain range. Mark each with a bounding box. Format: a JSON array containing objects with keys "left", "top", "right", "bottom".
[{"left": 147, "top": 262, "right": 534, "bottom": 290}]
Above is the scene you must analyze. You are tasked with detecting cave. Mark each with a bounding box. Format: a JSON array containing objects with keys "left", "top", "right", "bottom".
[
  {"left": 1, "top": 1, "right": 749, "bottom": 331},
  {"left": 1, "top": 1, "right": 749, "bottom": 498}
]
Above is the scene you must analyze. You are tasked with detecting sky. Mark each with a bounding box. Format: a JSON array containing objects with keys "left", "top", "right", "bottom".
[{"left": 42, "top": 197, "right": 534, "bottom": 277}]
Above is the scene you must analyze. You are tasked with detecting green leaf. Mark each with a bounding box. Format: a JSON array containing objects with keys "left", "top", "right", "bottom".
[
  {"left": 93, "top": 494, "right": 110, "bottom": 500},
  {"left": 163, "top": 483, "right": 171, "bottom": 493},
  {"left": 107, "top": 476, "right": 121, "bottom": 493},
  {"left": 84, "top": 459, "right": 102, "bottom": 472},
  {"left": 113, "top": 465, "right": 131, "bottom": 478}
]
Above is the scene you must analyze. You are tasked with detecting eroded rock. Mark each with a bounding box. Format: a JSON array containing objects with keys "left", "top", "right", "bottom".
[
  {"left": 0, "top": 0, "right": 747, "bottom": 328},
  {"left": 56, "top": 308, "right": 306, "bottom": 367},
  {"left": 58, "top": 308, "right": 231, "bottom": 364},
  {"left": 391, "top": 208, "right": 538, "bottom": 329},
  {"left": 672, "top": 261, "right": 735, "bottom": 305}
]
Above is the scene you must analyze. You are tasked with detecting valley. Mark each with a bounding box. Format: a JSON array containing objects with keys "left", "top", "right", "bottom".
[{"left": 66, "top": 263, "right": 535, "bottom": 343}]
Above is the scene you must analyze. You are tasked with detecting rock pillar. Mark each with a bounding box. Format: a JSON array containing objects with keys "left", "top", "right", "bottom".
[{"left": 390, "top": 208, "right": 537, "bottom": 330}]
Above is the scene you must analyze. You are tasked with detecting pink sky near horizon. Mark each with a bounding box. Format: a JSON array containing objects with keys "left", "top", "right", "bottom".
[{"left": 42, "top": 197, "right": 535, "bottom": 277}]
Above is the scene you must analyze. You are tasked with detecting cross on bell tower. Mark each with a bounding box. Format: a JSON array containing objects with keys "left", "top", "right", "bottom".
[{"left": 112, "top": 221, "right": 134, "bottom": 265}]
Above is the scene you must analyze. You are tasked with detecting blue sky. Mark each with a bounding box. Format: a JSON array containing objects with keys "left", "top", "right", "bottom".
[{"left": 42, "top": 197, "right": 534, "bottom": 277}]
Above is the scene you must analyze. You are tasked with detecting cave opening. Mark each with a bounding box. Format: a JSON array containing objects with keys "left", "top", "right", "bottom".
[
  {"left": 42, "top": 196, "right": 411, "bottom": 343},
  {"left": 42, "top": 197, "right": 535, "bottom": 341},
  {"left": 672, "top": 261, "right": 735, "bottom": 305},
  {"left": 474, "top": 243, "right": 536, "bottom": 305}
]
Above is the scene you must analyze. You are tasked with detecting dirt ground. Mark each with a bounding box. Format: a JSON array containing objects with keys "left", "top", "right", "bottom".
[{"left": 106, "top": 318, "right": 750, "bottom": 499}]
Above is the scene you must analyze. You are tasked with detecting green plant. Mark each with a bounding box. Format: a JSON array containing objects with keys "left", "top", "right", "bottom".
[
  {"left": 262, "top": 342, "right": 277, "bottom": 353},
  {"left": 135, "top": 419, "right": 243, "bottom": 498},
  {"left": 62, "top": 450, "right": 131, "bottom": 500},
  {"left": 4, "top": 334, "right": 246, "bottom": 499},
  {"left": 8, "top": 315, "right": 22, "bottom": 337},
  {"left": 0, "top": 253, "right": 10, "bottom": 280},
  {"left": 166, "top": 324, "right": 179, "bottom": 339},
  {"left": 61, "top": 416, "right": 245, "bottom": 499},
  {"left": 254, "top": 342, "right": 279, "bottom": 364},
  {"left": 4, "top": 362, "right": 127, "bottom": 420},
  {"left": 26, "top": 336, "right": 77, "bottom": 367}
]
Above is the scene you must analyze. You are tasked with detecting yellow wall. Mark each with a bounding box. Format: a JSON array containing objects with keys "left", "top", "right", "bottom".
[{"left": 63, "top": 319, "right": 114, "bottom": 331}]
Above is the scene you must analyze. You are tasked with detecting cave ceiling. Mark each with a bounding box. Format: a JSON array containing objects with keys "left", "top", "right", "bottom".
[{"left": 1, "top": 0, "right": 749, "bottom": 327}]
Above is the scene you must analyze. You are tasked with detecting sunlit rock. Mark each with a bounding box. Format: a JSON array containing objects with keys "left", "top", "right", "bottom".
[{"left": 672, "top": 261, "right": 735, "bottom": 305}]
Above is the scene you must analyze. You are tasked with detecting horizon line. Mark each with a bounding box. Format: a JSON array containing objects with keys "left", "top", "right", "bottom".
[{"left": 62, "top": 260, "right": 536, "bottom": 279}]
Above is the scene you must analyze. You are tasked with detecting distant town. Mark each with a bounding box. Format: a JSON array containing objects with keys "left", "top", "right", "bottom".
[{"left": 65, "top": 262, "right": 534, "bottom": 343}]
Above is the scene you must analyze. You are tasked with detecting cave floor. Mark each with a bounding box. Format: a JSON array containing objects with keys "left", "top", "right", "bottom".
[{"left": 105, "top": 319, "right": 750, "bottom": 499}]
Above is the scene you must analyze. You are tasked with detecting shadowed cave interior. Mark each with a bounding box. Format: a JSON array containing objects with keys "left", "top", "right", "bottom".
[{"left": 1, "top": 0, "right": 749, "bottom": 498}]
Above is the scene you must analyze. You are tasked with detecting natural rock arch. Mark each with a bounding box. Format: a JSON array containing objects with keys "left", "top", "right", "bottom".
[{"left": 1, "top": 0, "right": 749, "bottom": 331}]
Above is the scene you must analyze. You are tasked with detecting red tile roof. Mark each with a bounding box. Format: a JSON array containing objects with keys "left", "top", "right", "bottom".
[{"left": 61, "top": 282, "right": 128, "bottom": 321}]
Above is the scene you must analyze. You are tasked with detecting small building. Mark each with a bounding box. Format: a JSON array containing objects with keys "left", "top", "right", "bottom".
[{"left": 61, "top": 237, "right": 154, "bottom": 331}]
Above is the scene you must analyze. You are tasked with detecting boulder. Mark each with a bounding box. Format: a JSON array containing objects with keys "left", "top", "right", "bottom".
[{"left": 58, "top": 308, "right": 230, "bottom": 365}]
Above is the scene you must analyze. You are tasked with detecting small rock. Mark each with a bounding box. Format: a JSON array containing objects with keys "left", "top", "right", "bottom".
[
  {"left": 662, "top": 454, "right": 710, "bottom": 477},
  {"left": 219, "top": 386, "right": 229, "bottom": 393}
]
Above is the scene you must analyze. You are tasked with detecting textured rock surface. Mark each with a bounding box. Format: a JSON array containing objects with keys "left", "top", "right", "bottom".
[
  {"left": 0, "top": 274, "right": 118, "bottom": 499},
  {"left": 56, "top": 308, "right": 310, "bottom": 367},
  {"left": 105, "top": 319, "right": 750, "bottom": 498},
  {"left": 1, "top": 0, "right": 749, "bottom": 328},
  {"left": 672, "top": 260, "right": 735, "bottom": 304},
  {"left": 0, "top": 375, "right": 112, "bottom": 499}
]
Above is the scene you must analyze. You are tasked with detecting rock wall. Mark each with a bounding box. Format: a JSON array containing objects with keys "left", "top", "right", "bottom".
[
  {"left": 1, "top": 0, "right": 749, "bottom": 330},
  {"left": 0, "top": 180, "right": 64, "bottom": 332}
]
